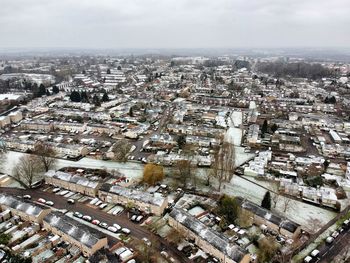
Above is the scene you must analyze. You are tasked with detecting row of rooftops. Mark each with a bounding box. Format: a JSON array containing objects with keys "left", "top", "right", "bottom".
[
  {"left": 100, "top": 183, "right": 166, "bottom": 207},
  {"left": 169, "top": 208, "right": 247, "bottom": 263},
  {"left": 0, "top": 193, "right": 105, "bottom": 249},
  {"left": 45, "top": 170, "right": 100, "bottom": 189}
]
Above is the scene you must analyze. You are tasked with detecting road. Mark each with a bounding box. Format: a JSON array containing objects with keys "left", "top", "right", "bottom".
[
  {"left": 315, "top": 228, "right": 350, "bottom": 263},
  {"left": 0, "top": 187, "right": 190, "bottom": 263},
  {"left": 131, "top": 104, "right": 174, "bottom": 159}
]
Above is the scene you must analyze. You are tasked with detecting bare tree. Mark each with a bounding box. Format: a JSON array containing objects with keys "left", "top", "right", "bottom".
[
  {"left": 175, "top": 144, "right": 197, "bottom": 189},
  {"left": 212, "top": 136, "right": 235, "bottom": 191},
  {"left": 33, "top": 142, "right": 57, "bottom": 172},
  {"left": 271, "top": 182, "right": 281, "bottom": 209},
  {"left": 282, "top": 197, "right": 292, "bottom": 213},
  {"left": 175, "top": 159, "right": 192, "bottom": 188},
  {"left": 112, "top": 139, "right": 132, "bottom": 162},
  {"left": 0, "top": 140, "right": 6, "bottom": 171},
  {"left": 11, "top": 155, "right": 42, "bottom": 189}
]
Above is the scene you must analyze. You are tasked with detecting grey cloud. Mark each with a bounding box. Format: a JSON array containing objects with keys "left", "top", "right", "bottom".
[{"left": 0, "top": 0, "right": 349, "bottom": 48}]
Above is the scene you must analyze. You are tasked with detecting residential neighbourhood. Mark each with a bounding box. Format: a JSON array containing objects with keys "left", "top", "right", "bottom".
[{"left": 0, "top": 51, "right": 350, "bottom": 263}]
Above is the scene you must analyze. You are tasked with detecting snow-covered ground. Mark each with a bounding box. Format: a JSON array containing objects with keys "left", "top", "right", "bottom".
[
  {"left": 1, "top": 150, "right": 143, "bottom": 179},
  {"left": 219, "top": 176, "right": 336, "bottom": 232},
  {"left": 228, "top": 111, "right": 243, "bottom": 127},
  {"left": 225, "top": 127, "right": 242, "bottom": 146}
]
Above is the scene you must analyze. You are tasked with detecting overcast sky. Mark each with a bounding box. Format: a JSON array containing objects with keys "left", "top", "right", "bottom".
[{"left": 0, "top": 0, "right": 349, "bottom": 49}]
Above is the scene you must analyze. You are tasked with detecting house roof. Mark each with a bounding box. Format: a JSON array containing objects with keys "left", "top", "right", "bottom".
[
  {"left": 43, "top": 212, "right": 106, "bottom": 248},
  {"left": 236, "top": 197, "right": 300, "bottom": 233},
  {"left": 0, "top": 194, "right": 47, "bottom": 217},
  {"left": 169, "top": 208, "right": 247, "bottom": 263},
  {"left": 45, "top": 170, "right": 99, "bottom": 189},
  {"left": 100, "top": 183, "right": 166, "bottom": 207}
]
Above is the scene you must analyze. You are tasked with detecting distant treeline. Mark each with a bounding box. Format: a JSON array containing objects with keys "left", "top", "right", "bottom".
[{"left": 256, "top": 61, "right": 334, "bottom": 79}]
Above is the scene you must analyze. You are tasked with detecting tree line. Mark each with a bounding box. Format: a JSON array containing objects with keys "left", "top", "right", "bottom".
[{"left": 256, "top": 61, "right": 334, "bottom": 79}]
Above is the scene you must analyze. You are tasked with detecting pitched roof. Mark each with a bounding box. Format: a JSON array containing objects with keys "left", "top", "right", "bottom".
[
  {"left": 43, "top": 212, "right": 106, "bottom": 248},
  {"left": 169, "top": 208, "right": 247, "bottom": 263},
  {"left": 0, "top": 194, "right": 47, "bottom": 217}
]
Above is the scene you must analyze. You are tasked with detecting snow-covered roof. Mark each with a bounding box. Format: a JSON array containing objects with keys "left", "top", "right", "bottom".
[
  {"left": 0, "top": 194, "right": 47, "bottom": 217},
  {"left": 100, "top": 183, "right": 166, "bottom": 207},
  {"left": 44, "top": 212, "right": 105, "bottom": 248},
  {"left": 169, "top": 208, "right": 247, "bottom": 262}
]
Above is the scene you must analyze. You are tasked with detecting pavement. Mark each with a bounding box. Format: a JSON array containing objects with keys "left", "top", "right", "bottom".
[{"left": 0, "top": 187, "right": 191, "bottom": 263}]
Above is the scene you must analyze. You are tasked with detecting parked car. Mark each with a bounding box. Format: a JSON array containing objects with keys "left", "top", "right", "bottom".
[
  {"left": 92, "top": 219, "right": 100, "bottom": 225},
  {"left": 23, "top": 195, "right": 31, "bottom": 200},
  {"left": 52, "top": 188, "right": 61, "bottom": 193},
  {"left": 115, "top": 247, "right": 127, "bottom": 256},
  {"left": 121, "top": 228, "right": 131, "bottom": 234},
  {"left": 142, "top": 237, "right": 151, "bottom": 246},
  {"left": 311, "top": 249, "right": 319, "bottom": 257},
  {"left": 131, "top": 215, "right": 137, "bottom": 221},
  {"left": 45, "top": 201, "right": 54, "bottom": 206},
  {"left": 136, "top": 215, "right": 144, "bottom": 222},
  {"left": 74, "top": 212, "right": 83, "bottom": 218},
  {"left": 67, "top": 199, "right": 75, "bottom": 204},
  {"left": 107, "top": 226, "right": 118, "bottom": 233},
  {"left": 304, "top": 256, "right": 312, "bottom": 263},
  {"left": 99, "top": 222, "right": 108, "bottom": 229},
  {"left": 38, "top": 198, "right": 46, "bottom": 203},
  {"left": 95, "top": 200, "right": 103, "bottom": 206},
  {"left": 90, "top": 198, "right": 99, "bottom": 205},
  {"left": 59, "top": 190, "right": 69, "bottom": 196},
  {"left": 326, "top": 236, "right": 334, "bottom": 244},
  {"left": 161, "top": 251, "right": 169, "bottom": 258},
  {"left": 331, "top": 231, "right": 339, "bottom": 239},
  {"left": 82, "top": 215, "right": 92, "bottom": 221},
  {"left": 99, "top": 203, "right": 108, "bottom": 209},
  {"left": 113, "top": 223, "right": 121, "bottom": 231}
]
